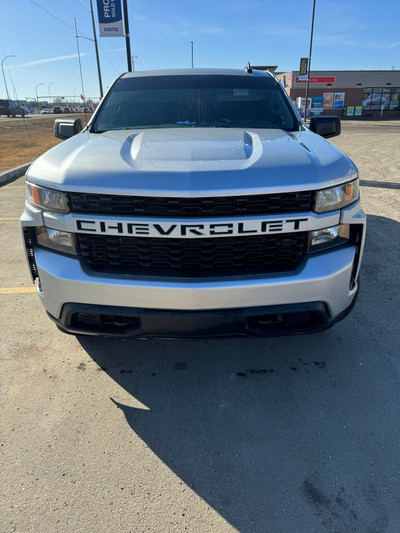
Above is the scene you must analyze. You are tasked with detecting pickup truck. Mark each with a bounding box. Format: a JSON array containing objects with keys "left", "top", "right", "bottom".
[{"left": 20, "top": 67, "right": 365, "bottom": 337}]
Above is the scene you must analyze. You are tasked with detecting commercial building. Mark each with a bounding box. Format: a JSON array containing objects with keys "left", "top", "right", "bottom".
[{"left": 275, "top": 69, "right": 400, "bottom": 118}]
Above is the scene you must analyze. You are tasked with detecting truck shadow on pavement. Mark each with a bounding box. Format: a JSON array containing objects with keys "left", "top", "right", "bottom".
[{"left": 78, "top": 214, "right": 399, "bottom": 533}]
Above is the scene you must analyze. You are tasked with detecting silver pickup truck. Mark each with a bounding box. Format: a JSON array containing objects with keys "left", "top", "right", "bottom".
[{"left": 20, "top": 67, "right": 365, "bottom": 337}]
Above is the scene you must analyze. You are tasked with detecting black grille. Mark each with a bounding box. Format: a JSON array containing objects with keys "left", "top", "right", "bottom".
[
  {"left": 76, "top": 232, "right": 308, "bottom": 277},
  {"left": 69, "top": 191, "right": 314, "bottom": 218}
]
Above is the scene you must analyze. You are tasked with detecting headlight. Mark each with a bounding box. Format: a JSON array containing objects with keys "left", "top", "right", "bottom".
[
  {"left": 36, "top": 227, "right": 77, "bottom": 255},
  {"left": 309, "top": 224, "right": 350, "bottom": 253},
  {"left": 315, "top": 179, "right": 359, "bottom": 213},
  {"left": 26, "top": 181, "right": 69, "bottom": 214}
]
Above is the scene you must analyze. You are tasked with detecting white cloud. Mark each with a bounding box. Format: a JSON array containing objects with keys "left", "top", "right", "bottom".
[{"left": 9, "top": 54, "right": 89, "bottom": 69}]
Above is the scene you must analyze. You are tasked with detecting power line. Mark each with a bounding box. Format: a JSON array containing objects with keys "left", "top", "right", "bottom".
[
  {"left": 29, "top": 0, "right": 92, "bottom": 40},
  {"left": 98, "top": 42, "right": 120, "bottom": 75},
  {"left": 75, "top": 0, "right": 90, "bottom": 12},
  {"left": 29, "top": 0, "right": 75, "bottom": 31}
]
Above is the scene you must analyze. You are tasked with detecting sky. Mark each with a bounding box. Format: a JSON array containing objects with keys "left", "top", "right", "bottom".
[{"left": 1, "top": 0, "right": 399, "bottom": 102}]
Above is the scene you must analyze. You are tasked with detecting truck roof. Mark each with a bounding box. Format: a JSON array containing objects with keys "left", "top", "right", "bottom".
[{"left": 121, "top": 68, "right": 274, "bottom": 79}]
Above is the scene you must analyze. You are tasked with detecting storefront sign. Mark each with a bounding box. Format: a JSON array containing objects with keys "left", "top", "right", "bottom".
[
  {"left": 323, "top": 92, "right": 334, "bottom": 109},
  {"left": 333, "top": 92, "right": 345, "bottom": 109},
  {"left": 311, "top": 96, "right": 324, "bottom": 115},
  {"left": 295, "top": 76, "right": 336, "bottom": 84},
  {"left": 97, "top": 0, "right": 124, "bottom": 37},
  {"left": 299, "top": 58, "right": 308, "bottom": 76},
  {"left": 355, "top": 106, "right": 363, "bottom": 116}
]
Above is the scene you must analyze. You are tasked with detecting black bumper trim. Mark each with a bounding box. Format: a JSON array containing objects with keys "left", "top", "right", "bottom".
[{"left": 48, "top": 297, "right": 357, "bottom": 338}]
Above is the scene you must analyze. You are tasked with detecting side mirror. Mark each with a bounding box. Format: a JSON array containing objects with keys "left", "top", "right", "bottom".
[
  {"left": 309, "top": 116, "right": 341, "bottom": 139},
  {"left": 54, "top": 118, "right": 83, "bottom": 140}
]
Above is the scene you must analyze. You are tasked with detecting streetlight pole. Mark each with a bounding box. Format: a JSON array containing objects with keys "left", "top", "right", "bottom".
[
  {"left": 122, "top": 0, "right": 132, "bottom": 72},
  {"left": 305, "top": 0, "right": 316, "bottom": 122},
  {"left": 89, "top": 0, "right": 104, "bottom": 97},
  {"left": 1, "top": 55, "right": 16, "bottom": 100},
  {"left": 48, "top": 82, "right": 55, "bottom": 105},
  {"left": 191, "top": 41, "right": 194, "bottom": 68},
  {"left": 35, "top": 83, "right": 43, "bottom": 113}
]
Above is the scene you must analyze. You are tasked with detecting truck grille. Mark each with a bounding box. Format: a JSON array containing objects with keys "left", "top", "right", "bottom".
[
  {"left": 76, "top": 232, "right": 308, "bottom": 277},
  {"left": 69, "top": 191, "right": 314, "bottom": 218}
]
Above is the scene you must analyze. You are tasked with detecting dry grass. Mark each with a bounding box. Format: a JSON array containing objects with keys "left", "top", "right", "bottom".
[{"left": 0, "top": 114, "right": 91, "bottom": 173}]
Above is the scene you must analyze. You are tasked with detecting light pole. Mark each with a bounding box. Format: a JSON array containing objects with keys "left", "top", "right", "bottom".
[
  {"left": 1, "top": 55, "right": 16, "bottom": 100},
  {"left": 48, "top": 82, "right": 55, "bottom": 105},
  {"left": 304, "top": 0, "right": 316, "bottom": 121},
  {"left": 191, "top": 41, "right": 194, "bottom": 68},
  {"left": 35, "top": 83, "right": 43, "bottom": 113}
]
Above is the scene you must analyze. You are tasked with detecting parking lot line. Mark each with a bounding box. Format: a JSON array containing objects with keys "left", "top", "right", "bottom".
[{"left": 0, "top": 287, "right": 36, "bottom": 294}]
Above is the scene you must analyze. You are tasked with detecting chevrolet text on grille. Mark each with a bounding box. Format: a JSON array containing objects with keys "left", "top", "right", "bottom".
[{"left": 75, "top": 218, "right": 309, "bottom": 238}]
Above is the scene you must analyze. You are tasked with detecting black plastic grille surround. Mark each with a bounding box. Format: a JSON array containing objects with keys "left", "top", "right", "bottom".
[
  {"left": 69, "top": 191, "right": 314, "bottom": 218},
  {"left": 23, "top": 227, "right": 39, "bottom": 281},
  {"left": 76, "top": 232, "right": 308, "bottom": 277}
]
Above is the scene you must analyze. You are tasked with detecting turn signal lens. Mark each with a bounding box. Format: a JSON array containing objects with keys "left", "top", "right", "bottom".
[
  {"left": 26, "top": 181, "right": 69, "bottom": 214},
  {"left": 315, "top": 179, "right": 359, "bottom": 213}
]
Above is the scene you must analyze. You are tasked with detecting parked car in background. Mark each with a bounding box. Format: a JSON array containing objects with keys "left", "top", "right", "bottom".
[
  {"left": 0, "top": 99, "right": 27, "bottom": 117},
  {"left": 63, "top": 107, "right": 73, "bottom": 114},
  {"left": 52, "top": 106, "right": 64, "bottom": 114},
  {"left": 41, "top": 108, "right": 51, "bottom": 114},
  {"left": 16, "top": 101, "right": 30, "bottom": 115}
]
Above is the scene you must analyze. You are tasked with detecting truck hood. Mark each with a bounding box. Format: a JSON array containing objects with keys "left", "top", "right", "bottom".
[{"left": 27, "top": 128, "right": 357, "bottom": 196}]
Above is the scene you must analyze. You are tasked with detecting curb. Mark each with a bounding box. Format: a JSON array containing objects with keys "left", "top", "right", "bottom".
[{"left": 0, "top": 163, "right": 31, "bottom": 187}]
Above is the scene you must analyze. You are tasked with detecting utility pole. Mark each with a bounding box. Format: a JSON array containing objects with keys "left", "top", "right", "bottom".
[
  {"left": 74, "top": 18, "right": 86, "bottom": 104},
  {"left": 122, "top": 0, "right": 132, "bottom": 72},
  {"left": 304, "top": 0, "right": 316, "bottom": 121},
  {"left": 191, "top": 41, "right": 194, "bottom": 68},
  {"left": 89, "top": 0, "right": 103, "bottom": 97}
]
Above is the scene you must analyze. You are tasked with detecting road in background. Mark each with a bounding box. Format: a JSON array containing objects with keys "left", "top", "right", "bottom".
[{"left": 1, "top": 121, "right": 399, "bottom": 533}]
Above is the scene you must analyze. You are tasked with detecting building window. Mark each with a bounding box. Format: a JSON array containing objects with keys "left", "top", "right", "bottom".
[
  {"left": 362, "top": 88, "right": 373, "bottom": 109},
  {"left": 382, "top": 88, "right": 391, "bottom": 109},
  {"left": 389, "top": 88, "right": 400, "bottom": 110},
  {"left": 362, "top": 87, "right": 400, "bottom": 110}
]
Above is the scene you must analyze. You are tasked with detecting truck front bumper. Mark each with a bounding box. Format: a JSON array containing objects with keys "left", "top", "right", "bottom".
[
  {"left": 48, "top": 298, "right": 358, "bottom": 338},
  {"left": 31, "top": 242, "right": 359, "bottom": 337}
]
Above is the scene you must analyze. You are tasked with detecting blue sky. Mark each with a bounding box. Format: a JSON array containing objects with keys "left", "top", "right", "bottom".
[{"left": 1, "top": 0, "right": 399, "bottom": 102}]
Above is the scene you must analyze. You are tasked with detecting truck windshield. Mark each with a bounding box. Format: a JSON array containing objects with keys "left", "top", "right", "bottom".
[{"left": 93, "top": 75, "right": 298, "bottom": 132}]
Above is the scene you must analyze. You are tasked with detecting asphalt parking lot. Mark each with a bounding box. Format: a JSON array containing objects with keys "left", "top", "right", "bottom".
[{"left": 1, "top": 120, "right": 399, "bottom": 533}]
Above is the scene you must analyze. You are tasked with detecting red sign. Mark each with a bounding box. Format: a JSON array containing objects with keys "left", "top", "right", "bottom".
[{"left": 295, "top": 76, "right": 336, "bottom": 84}]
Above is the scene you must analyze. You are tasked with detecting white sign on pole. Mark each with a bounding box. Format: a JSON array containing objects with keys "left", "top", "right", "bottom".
[{"left": 96, "top": 0, "right": 124, "bottom": 37}]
